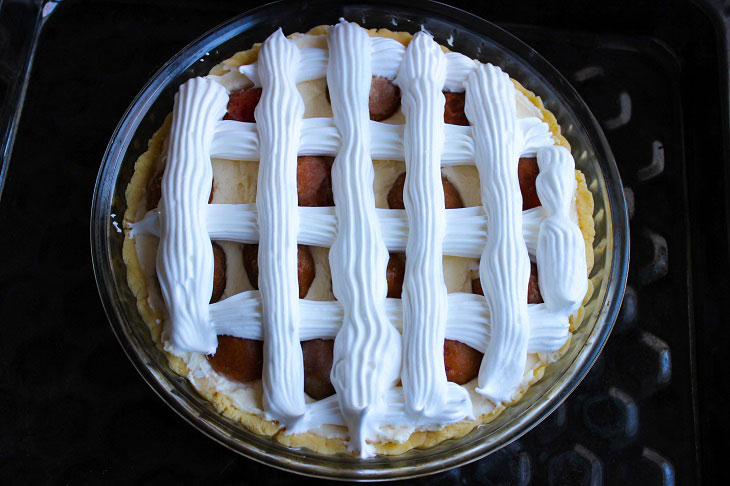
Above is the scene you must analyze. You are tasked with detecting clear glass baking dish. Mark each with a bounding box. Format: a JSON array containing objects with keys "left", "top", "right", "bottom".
[{"left": 90, "top": 0, "right": 629, "bottom": 480}]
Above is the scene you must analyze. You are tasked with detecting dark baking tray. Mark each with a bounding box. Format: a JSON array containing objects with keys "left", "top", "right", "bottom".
[{"left": 1, "top": 0, "right": 727, "bottom": 484}]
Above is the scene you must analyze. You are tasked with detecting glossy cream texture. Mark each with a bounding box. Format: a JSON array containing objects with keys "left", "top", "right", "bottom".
[
  {"left": 254, "top": 29, "right": 306, "bottom": 424},
  {"left": 156, "top": 77, "right": 228, "bottom": 354},
  {"left": 465, "top": 65, "right": 530, "bottom": 404},
  {"left": 142, "top": 22, "right": 589, "bottom": 455},
  {"left": 209, "top": 99, "right": 553, "bottom": 163},
  {"left": 203, "top": 292, "right": 570, "bottom": 352},
  {"left": 397, "top": 32, "right": 472, "bottom": 423},
  {"left": 536, "top": 146, "right": 588, "bottom": 317},
  {"left": 132, "top": 203, "right": 547, "bottom": 258},
  {"left": 240, "top": 34, "right": 477, "bottom": 92},
  {"left": 240, "top": 35, "right": 404, "bottom": 86},
  {"left": 325, "top": 22, "right": 401, "bottom": 456}
]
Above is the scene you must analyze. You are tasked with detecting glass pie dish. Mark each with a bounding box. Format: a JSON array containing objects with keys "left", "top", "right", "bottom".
[{"left": 90, "top": 0, "right": 629, "bottom": 480}]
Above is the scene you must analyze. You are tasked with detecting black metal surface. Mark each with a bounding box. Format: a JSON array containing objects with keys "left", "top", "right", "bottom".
[{"left": 1, "top": 0, "right": 727, "bottom": 484}]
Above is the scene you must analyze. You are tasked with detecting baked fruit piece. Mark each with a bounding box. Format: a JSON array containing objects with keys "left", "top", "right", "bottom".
[
  {"left": 297, "top": 156, "right": 333, "bottom": 207},
  {"left": 387, "top": 172, "right": 464, "bottom": 210},
  {"left": 241, "top": 244, "right": 315, "bottom": 299},
  {"left": 519, "top": 157, "right": 542, "bottom": 210},
  {"left": 444, "top": 340, "right": 483, "bottom": 385},
  {"left": 210, "top": 243, "right": 226, "bottom": 304},
  {"left": 326, "top": 76, "right": 402, "bottom": 121},
  {"left": 368, "top": 76, "right": 401, "bottom": 121},
  {"left": 207, "top": 336, "right": 264, "bottom": 383},
  {"left": 301, "top": 339, "right": 336, "bottom": 399},
  {"left": 386, "top": 254, "right": 405, "bottom": 299},
  {"left": 224, "top": 87, "right": 262, "bottom": 122},
  {"left": 444, "top": 92, "right": 469, "bottom": 126}
]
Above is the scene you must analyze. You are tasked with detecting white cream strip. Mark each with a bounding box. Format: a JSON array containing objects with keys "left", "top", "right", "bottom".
[
  {"left": 240, "top": 36, "right": 476, "bottom": 92},
  {"left": 535, "top": 146, "right": 588, "bottom": 317},
  {"left": 156, "top": 77, "right": 228, "bottom": 354},
  {"left": 254, "top": 30, "right": 306, "bottom": 424},
  {"left": 466, "top": 64, "right": 531, "bottom": 404},
  {"left": 325, "top": 22, "right": 402, "bottom": 457},
  {"left": 131, "top": 205, "right": 546, "bottom": 259},
  {"left": 397, "top": 32, "right": 472, "bottom": 423},
  {"left": 285, "top": 385, "right": 479, "bottom": 437},
  {"left": 210, "top": 116, "right": 552, "bottom": 162},
  {"left": 209, "top": 292, "right": 570, "bottom": 354}
]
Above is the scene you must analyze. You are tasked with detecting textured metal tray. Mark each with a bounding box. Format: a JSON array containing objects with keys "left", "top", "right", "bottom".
[{"left": 1, "top": 0, "right": 728, "bottom": 483}]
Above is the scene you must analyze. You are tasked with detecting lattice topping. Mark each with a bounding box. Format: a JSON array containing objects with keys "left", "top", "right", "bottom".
[
  {"left": 254, "top": 30, "right": 306, "bottom": 423},
  {"left": 136, "top": 21, "right": 588, "bottom": 457},
  {"left": 396, "top": 32, "right": 471, "bottom": 421},
  {"left": 465, "top": 65, "right": 530, "bottom": 403},
  {"left": 240, "top": 34, "right": 474, "bottom": 92},
  {"left": 210, "top": 116, "right": 552, "bottom": 162},
  {"left": 133, "top": 204, "right": 547, "bottom": 258},
  {"left": 536, "top": 146, "right": 588, "bottom": 316},
  {"left": 156, "top": 77, "right": 228, "bottom": 354},
  {"left": 204, "top": 292, "right": 570, "bottom": 353},
  {"left": 325, "top": 22, "right": 401, "bottom": 455}
]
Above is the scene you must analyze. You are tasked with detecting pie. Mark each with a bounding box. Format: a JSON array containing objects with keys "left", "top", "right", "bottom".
[{"left": 122, "top": 21, "right": 595, "bottom": 457}]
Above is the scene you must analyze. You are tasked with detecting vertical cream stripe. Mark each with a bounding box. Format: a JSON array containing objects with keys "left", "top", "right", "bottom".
[
  {"left": 327, "top": 21, "right": 402, "bottom": 457},
  {"left": 158, "top": 77, "right": 227, "bottom": 354},
  {"left": 465, "top": 64, "right": 531, "bottom": 404},
  {"left": 397, "top": 32, "right": 471, "bottom": 421},
  {"left": 255, "top": 29, "right": 306, "bottom": 423}
]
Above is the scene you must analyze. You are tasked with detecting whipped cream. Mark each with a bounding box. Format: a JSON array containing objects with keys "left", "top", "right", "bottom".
[
  {"left": 131, "top": 204, "right": 546, "bottom": 259},
  {"left": 239, "top": 34, "right": 477, "bottom": 92},
  {"left": 325, "top": 21, "right": 402, "bottom": 456},
  {"left": 254, "top": 29, "right": 307, "bottom": 425},
  {"left": 209, "top": 116, "right": 553, "bottom": 163},
  {"left": 206, "top": 291, "right": 570, "bottom": 356},
  {"left": 536, "top": 146, "right": 588, "bottom": 317},
  {"left": 156, "top": 77, "right": 228, "bottom": 354},
  {"left": 465, "top": 64, "right": 530, "bottom": 404},
  {"left": 396, "top": 32, "right": 472, "bottom": 427}
]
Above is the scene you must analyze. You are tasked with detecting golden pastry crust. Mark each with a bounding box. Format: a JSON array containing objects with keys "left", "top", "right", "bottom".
[{"left": 123, "top": 26, "right": 596, "bottom": 456}]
